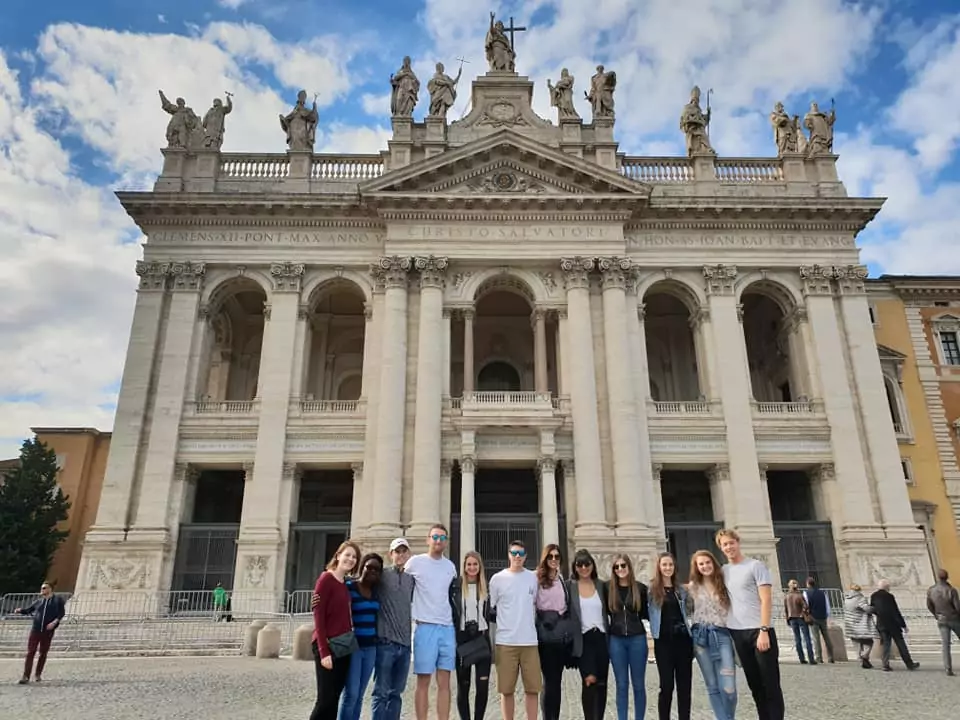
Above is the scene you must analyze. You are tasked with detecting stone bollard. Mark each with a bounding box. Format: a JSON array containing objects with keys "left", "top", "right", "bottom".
[
  {"left": 292, "top": 624, "right": 314, "bottom": 661},
  {"left": 256, "top": 623, "right": 282, "bottom": 659},
  {"left": 823, "top": 625, "right": 847, "bottom": 662},
  {"left": 243, "top": 619, "right": 267, "bottom": 656}
]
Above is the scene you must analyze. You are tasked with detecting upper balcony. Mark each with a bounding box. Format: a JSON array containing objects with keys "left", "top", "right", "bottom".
[{"left": 447, "top": 391, "right": 563, "bottom": 428}]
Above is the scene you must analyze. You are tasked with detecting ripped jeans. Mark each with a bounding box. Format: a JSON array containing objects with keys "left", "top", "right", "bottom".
[{"left": 691, "top": 624, "right": 737, "bottom": 720}]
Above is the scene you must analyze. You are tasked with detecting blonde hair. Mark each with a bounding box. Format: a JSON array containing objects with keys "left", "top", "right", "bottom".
[
  {"left": 687, "top": 550, "right": 731, "bottom": 610},
  {"left": 460, "top": 550, "right": 488, "bottom": 600},
  {"left": 714, "top": 528, "right": 740, "bottom": 547},
  {"left": 849, "top": 583, "right": 862, "bottom": 592}
]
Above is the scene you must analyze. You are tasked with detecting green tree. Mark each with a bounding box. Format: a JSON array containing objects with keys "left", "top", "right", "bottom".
[{"left": 0, "top": 437, "right": 71, "bottom": 593}]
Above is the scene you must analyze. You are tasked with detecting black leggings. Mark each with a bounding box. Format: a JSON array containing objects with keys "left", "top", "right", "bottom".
[
  {"left": 653, "top": 633, "right": 693, "bottom": 720},
  {"left": 456, "top": 655, "right": 491, "bottom": 720},
  {"left": 580, "top": 629, "right": 609, "bottom": 720},
  {"left": 539, "top": 643, "right": 567, "bottom": 720},
  {"left": 310, "top": 641, "right": 351, "bottom": 720}
]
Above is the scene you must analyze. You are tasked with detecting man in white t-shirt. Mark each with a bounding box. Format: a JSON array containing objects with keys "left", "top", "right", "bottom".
[
  {"left": 717, "top": 528, "right": 785, "bottom": 720},
  {"left": 404, "top": 524, "right": 458, "bottom": 720},
  {"left": 489, "top": 540, "right": 541, "bottom": 720}
]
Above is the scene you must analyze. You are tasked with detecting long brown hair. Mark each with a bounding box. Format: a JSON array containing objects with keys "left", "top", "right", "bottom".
[
  {"left": 460, "top": 550, "right": 488, "bottom": 600},
  {"left": 537, "top": 544, "right": 563, "bottom": 588},
  {"left": 649, "top": 552, "right": 677, "bottom": 606},
  {"left": 326, "top": 540, "right": 362, "bottom": 572},
  {"left": 607, "top": 554, "right": 643, "bottom": 613},
  {"left": 688, "top": 550, "right": 731, "bottom": 609}
]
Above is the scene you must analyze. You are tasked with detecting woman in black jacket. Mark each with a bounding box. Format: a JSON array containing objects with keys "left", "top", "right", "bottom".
[
  {"left": 568, "top": 549, "right": 609, "bottom": 720},
  {"left": 449, "top": 551, "right": 492, "bottom": 720},
  {"left": 606, "top": 554, "right": 650, "bottom": 720}
]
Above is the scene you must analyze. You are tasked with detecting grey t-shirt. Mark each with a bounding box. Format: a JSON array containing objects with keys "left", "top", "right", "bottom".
[
  {"left": 721, "top": 557, "right": 772, "bottom": 630},
  {"left": 377, "top": 565, "right": 415, "bottom": 646}
]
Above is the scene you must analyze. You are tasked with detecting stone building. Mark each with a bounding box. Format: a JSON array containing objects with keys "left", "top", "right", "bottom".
[{"left": 74, "top": 54, "right": 933, "bottom": 609}]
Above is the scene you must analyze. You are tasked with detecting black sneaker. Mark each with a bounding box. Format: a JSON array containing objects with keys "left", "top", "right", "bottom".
[
  {"left": 947, "top": 669, "right": 955, "bottom": 677},
  {"left": 908, "top": 662, "right": 920, "bottom": 670},
  {"left": 34, "top": 675, "right": 42, "bottom": 683},
  {"left": 883, "top": 666, "right": 892, "bottom": 672},
  {"left": 18, "top": 676, "right": 29, "bottom": 685}
]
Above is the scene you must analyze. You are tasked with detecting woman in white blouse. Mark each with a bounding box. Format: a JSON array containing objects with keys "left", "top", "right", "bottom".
[
  {"left": 449, "top": 551, "right": 491, "bottom": 720},
  {"left": 568, "top": 549, "right": 608, "bottom": 720}
]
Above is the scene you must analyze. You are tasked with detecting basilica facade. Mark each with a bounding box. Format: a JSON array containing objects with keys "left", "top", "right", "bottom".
[{"left": 75, "top": 64, "right": 934, "bottom": 610}]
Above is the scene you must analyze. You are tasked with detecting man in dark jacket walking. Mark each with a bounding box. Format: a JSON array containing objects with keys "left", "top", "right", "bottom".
[
  {"left": 870, "top": 579, "right": 919, "bottom": 672},
  {"left": 803, "top": 577, "right": 835, "bottom": 664},
  {"left": 926, "top": 568, "right": 960, "bottom": 676},
  {"left": 13, "top": 582, "right": 67, "bottom": 684}
]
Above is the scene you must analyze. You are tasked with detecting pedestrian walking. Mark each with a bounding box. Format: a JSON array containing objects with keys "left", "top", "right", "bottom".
[
  {"left": 784, "top": 579, "right": 815, "bottom": 664},
  {"left": 803, "top": 577, "right": 834, "bottom": 663},
  {"left": 14, "top": 582, "right": 66, "bottom": 684},
  {"left": 926, "top": 568, "right": 960, "bottom": 676},
  {"left": 339, "top": 553, "right": 383, "bottom": 720},
  {"left": 688, "top": 550, "right": 737, "bottom": 720},
  {"left": 870, "top": 578, "right": 920, "bottom": 672},
  {"left": 372, "top": 538, "right": 415, "bottom": 720},
  {"left": 606, "top": 553, "right": 649, "bottom": 720},
  {"left": 842, "top": 584, "right": 878, "bottom": 669},
  {"left": 649, "top": 552, "right": 693, "bottom": 720},
  {"left": 451, "top": 551, "right": 492, "bottom": 720}
]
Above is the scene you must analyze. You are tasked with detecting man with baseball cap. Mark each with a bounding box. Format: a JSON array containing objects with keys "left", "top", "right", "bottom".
[{"left": 372, "top": 538, "right": 415, "bottom": 720}]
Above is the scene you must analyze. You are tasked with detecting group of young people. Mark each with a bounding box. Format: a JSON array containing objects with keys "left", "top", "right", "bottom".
[{"left": 309, "top": 526, "right": 786, "bottom": 720}]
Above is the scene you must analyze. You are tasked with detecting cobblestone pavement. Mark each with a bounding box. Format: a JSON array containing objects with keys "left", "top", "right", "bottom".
[{"left": 0, "top": 655, "right": 956, "bottom": 719}]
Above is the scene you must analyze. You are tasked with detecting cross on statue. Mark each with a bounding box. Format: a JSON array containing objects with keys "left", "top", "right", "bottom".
[{"left": 504, "top": 16, "right": 527, "bottom": 49}]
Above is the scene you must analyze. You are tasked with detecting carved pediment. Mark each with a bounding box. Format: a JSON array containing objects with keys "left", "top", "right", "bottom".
[{"left": 360, "top": 129, "right": 650, "bottom": 199}]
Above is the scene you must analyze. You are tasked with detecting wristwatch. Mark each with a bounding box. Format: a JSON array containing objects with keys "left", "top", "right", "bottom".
[{"left": 759, "top": 626, "right": 769, "bottom": 632}]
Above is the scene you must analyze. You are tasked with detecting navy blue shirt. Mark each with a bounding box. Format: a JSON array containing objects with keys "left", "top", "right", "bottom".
[{"left": 347, "top": 578, "right": 380, "bottom": 647}]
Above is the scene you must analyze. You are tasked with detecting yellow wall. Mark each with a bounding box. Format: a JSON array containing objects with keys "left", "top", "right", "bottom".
[{"left": 872, "top": 298, "right": 960, "bottom": 581}]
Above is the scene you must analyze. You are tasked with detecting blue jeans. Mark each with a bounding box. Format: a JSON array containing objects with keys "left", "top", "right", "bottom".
[
  {"left": 692, "top": 626, "right": 737, "bottom": 720},
  {"left": 608, "top": 634, "right": 648, "bottom": 720},
  {"left": 372, "top": 641, "right": 410, "bottom": 720},
  {"left": 339, "top": 645, "right": 376, "bottom": 720},
  {"left": 789, "top": 618, "right": 815, "bottom": 663}
]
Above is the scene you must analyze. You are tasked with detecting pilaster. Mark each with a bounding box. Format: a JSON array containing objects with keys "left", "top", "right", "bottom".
[
  {"left": 539, "top": 456, "right": 560, "bottom": 546},
  {"left": 354, "top": 288, "right": 383, "bottom": 540},
  {"left": 460, "top": 453, "right": 477, "bottom": 563}
]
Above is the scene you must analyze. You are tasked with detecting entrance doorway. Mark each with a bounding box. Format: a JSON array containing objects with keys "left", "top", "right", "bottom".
[
  {"left": 286, "top": 468, "right": 353, "bottom": 609},
  {"left": 661, "top": 470, "right": 720, "bottom": 580}
]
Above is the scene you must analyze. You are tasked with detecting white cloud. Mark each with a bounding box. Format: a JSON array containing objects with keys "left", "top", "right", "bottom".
[
  {"left": 361, "top": 92, "right": 391, "bottom": 117},
  {"left": 218, "top": 0, "right": 250, "bottom": 9}
]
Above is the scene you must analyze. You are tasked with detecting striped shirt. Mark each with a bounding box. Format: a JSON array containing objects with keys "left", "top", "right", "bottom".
[{"left": 347, "top": 578, "right": 381, "bottom": 647}]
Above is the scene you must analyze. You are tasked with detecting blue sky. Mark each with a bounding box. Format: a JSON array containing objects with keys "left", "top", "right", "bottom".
[{"left": 2, "top": 0, "right": 960, "bottom": 457}]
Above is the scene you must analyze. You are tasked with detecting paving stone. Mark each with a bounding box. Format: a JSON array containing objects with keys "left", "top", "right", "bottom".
[{"left": 0, "top": 655, "right": 957, "bottom": 719}]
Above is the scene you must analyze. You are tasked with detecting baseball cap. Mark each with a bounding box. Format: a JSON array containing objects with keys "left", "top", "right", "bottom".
[{"left": 389, "top": 538, "right": 409, "bottom": 552}]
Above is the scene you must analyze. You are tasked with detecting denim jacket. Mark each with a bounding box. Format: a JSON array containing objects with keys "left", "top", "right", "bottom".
[{"left": 648, "top": 585, "right": 689, "bottom": 640}]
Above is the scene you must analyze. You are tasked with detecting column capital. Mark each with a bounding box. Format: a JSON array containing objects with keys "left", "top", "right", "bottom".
[
  {"left": 702, "top": 264, "right": 738, "bottom": 296},
  {"left": 136, "top": 260, "right": 171, "bottom": 291},
  {"left": 563, "top": 459, "right": 575, "bottom": 475},
  {"left": 169, "top": 261, "right": 206, "bottom": 291},
  {"left": 652, "top": 462, "right": 663, "bottom": 479},
  {"left": 372, "top": 255, "right": 412, "bottom": 288},
  {"left": 270, "top": 262, "right": 305, "bottom": 292},
  {"left": 798, "top": 264, "right": 836, "bottom": 296},
  {"left": 597, "top": 256, "right": 633, "bottom": 291},
  {"left": 440, "top": 458, "right": 453, "bottom": 476},
  {"left": 560, "top": 256, "right": 595, "bottom": 290},
  {"left": 174, "top": 462, "right": 199, "bottom": 483},
  {"left": 707, "top": 462, "right": 731, "bottom": 483},
  {"left": 298, "top": 303, "right": 310, "bottom": 320},
  {"left": 350, "top": 462, "right": 363, "bottom": 479},
  {"left": 242, "top": 462, "right": 255, "bottom": 479},
  {"left": 814, "top": 462, "right": 836, "bottom": 483},
  {"left": 538, "top": 456, "right": 557, "bottom": 474},
  {"left": 414, "top": 255, "right": 449, "bottom": 289},
  {"left": 282, "top": 462, "right": 301, "bottom": 483},
  {"left": 758, "top": 463, "right": 769, "bottom": 477},
  {"left": 556, "top": 307, "right": 568, "bottom": 321},
  {"left": 688, "top": 306, "right": 709, "bottom": 329},
  {"left": 461, "top": 307, "right": 476, "bottom": 321},
  {"left": 461, "top": 455, "right": 476, "bottom": 473},
  {"left": 442, "top": 306, "right": 452, "bottom": 320},
  {"left": 531, "top": 307, "right": 547, "bottom": 326},
  {"left": 785, "top": 306, "right": 808, "bottom": 332},
  {"left": 833, "top": 264, "right": 869, "bottom": 295},
  {"left": 263, "top": 301, "right": 272, "bottom": 321}
]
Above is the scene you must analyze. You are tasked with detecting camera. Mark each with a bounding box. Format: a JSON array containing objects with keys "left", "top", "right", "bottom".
[{"left": 464, "top": 620, "right": 480, "bottom": 638}]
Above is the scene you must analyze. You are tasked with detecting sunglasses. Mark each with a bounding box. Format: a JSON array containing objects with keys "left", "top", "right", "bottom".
[
  {"left": 431, "top": 534, "right": 448, "bottom": 542},
  {"left": 613, "top": 563, "right": 628, "bottom": 571},
  {"left": 575, "top": 560, "right": 593, "bottom": 568},
  {"left": 509, "top": 549, "right": 526, "bottom": 557},
  {"left": 547, "top": 553, "right": 561, "bottom": 560}
]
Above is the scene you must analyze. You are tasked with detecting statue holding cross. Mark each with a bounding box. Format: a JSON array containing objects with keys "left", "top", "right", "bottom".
[{"left": 485, "top": 11, "right": 524, "bottom": 73}]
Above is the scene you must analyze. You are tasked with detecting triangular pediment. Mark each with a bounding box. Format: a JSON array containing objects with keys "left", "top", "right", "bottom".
[
  {"left": 359, "top": 129, "right": 650, "bottom": 198},
  {"left": 877, "top": 344, "right": 907, "bottom": 361}
]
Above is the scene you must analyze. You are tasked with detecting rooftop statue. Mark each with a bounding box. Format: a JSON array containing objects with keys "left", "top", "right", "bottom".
[
  {"left": 158, "top": 90, "right": 203, "bottom": 150},
  {"left": 202, "top": 93, "right": 233, "bottom": 150},
  {"left": 428, "top": 62, "right": 462, "bottom": 120},
  {"left": 280, "top": 90, "right": 319, "bottom": 151},
  {"left": 390, "top": 56, "right": 420, "bottom": 118},
  {"left": 548, "top": 68, "right": 579, "bottom": 120},
  {"left": 769, "top": 101, "right": 799, "bottom": 156},
  {"left": 485, "top": 11, "right": 516, "bottom": 73},
  {"left": 680, "top": 86, "right": 714, "bottom": 155},
  {"left": 803, "top": 100, "right": 836, "bottom": 155},
  {"left": 585, "top": 65, "right": 616, "bottom": 120}
]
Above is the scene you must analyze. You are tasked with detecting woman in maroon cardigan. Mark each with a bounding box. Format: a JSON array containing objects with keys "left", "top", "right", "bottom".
[{"left": 311, "top": 540, "right": 361, "bottom": 720}]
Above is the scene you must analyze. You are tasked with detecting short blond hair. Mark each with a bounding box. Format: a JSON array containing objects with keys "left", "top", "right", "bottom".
[{"left": 715, "top": 528, "right": 740, "bottom": 547}]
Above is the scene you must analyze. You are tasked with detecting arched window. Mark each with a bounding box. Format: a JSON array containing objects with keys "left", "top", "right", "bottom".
[{"left": 477, "top": 361, "right": 521, "bottom": 391}]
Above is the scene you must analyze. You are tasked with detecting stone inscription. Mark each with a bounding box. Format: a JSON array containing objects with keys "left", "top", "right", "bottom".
[
  {"left": 150, "top": 230, "right": 382, "bottom": 246},
  {"left": 404, "top": 225, "right": 615, "bottom": 241},
  {"left": 628, "top": 233, "right": 855, "bottom": 249}
]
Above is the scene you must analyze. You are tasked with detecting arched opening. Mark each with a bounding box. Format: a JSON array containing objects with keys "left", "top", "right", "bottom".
[
  {"left": 643, "top": 288, "right": 702, "bottom": 402},
  {"left": 303, "top": 281, "right": 366, "bottom": 401},
  {"left": 200, "top": 279, "right": 267, "bottom": 401},
  {"left": 740, "top": 285, "right": 798, "bottom": 402},
  {"left": 477, "top": 361, "right": 522, "bottom": 391}
]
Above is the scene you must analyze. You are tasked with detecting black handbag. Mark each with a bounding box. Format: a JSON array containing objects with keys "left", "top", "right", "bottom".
[
  {"left": 536, "top": 581, "right": 577, "bottom": 645},
  {"left": 328, "top": 631, "right": 359, "bottom": 658},
  {"left": 456, "top": 635, "right": 491, "bottom": 667}
]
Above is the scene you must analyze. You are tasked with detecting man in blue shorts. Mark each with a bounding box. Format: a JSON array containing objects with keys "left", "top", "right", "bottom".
[{"left": 404, "top": 524, "right": 458, "bottom": 720}]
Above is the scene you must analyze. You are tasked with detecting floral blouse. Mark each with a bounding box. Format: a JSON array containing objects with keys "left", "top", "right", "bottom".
[{"left": 688, "top": 583, "right": 729, "bottom": 628}]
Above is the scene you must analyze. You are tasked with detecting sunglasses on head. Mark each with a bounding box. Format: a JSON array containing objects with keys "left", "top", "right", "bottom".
[
  {"left": 431, "top": 534, "right": 448, "bottom": 542},
  {"left": 509, "top": 549, "right": 526, "bottom": 557}
]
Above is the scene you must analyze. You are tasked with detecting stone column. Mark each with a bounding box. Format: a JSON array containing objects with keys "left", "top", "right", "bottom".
[
  {"left": 442, "top": 308, "right": 452, "bottom": 397},
  {"left": 785, "top": 307, "right": 819, "bottom": 401},
  {"left": 289, "top": 303, "right": 310, "bottom": 400},
  {"left": 539, "top": 457, "right": 560, "bottom": 546},
  {"left": 702, "top": 265, "right": 775, "bottom": 549},
  {"left": 369, "top": 256, "right": 412, "bottom": 537},
  {"left": 235, "top": 262, "right": 304, "bottom": 600},
  {"left": 798, "top": 266, "right": 878, "bottom": 531},
  {"left": 348, "top": 463, "right": 366, "bottom": 536},
  {"left": 690, "top": 308, "right": 718, "bottom": 399},
  {"left": 462, "top": 309, "right": 475, "bottom": 395},
  {"left": 132, "top": 262, "right": 207, "bottom": 536},
  {"left": 356, "top": 286, "right": 384, "bottom": 538},
  {"left": 555, "top": 310, "right": 567, "bottom": 395},
  {"left": 598, "top": 257, "right": 647, "bottom": 535},
  {"left": 410, "top": 256, "right": 448, "bottom": 539},
  {"left": 533, "top": 308, "right": 549, "bottom": 394},
  {"left": 460, "top": 455, "right": 477, "bottom": 561},
  {"left": 835, "top": 265, "right": 917, "bottom": 532},
  {"left": 88, "top": 261, "right": 170, "bottom": 532},
  {"left": 559, "top": 257, "right": 608, "bottom": 536}
]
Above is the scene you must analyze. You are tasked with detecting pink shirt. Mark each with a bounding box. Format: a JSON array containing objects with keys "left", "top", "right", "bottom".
[{"left": 536, "top": 579, "right": 567, "bottom": 613}]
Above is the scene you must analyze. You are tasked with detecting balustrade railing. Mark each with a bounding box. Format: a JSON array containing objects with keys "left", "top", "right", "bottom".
[
  {"left": 310, "top": 155, "right": 384, "bottom": 180},
  {"left": 219, "top": 154, "right": 290, "bottom": 179},
  {"left": 620, "top": 157, "right": 693, "bottom": 183},
  {"left": 752, "top": 401, "right": 817, "bottom": 415},
  {"left": 462, "top": 391, "right": 552, "bottom": 405},
  {"left": 191, "top": 400, "right": 256, "bottom": 414},
  {"left": 651, "top": 400, "right": 711, "bottom": 414},
  {"left": 715, "top": 158, "right": 784, "bottom": 183},
  {"left": 218, "top": 153, "right": 384, "bottom": 182},
  {"left": 299, "top": 399, "right": 362, "bottom": 414}
]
